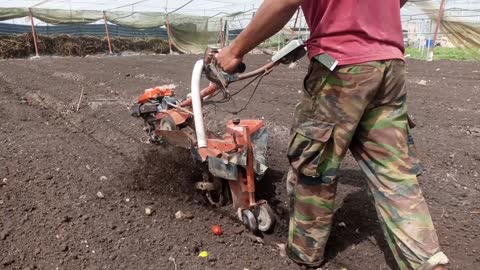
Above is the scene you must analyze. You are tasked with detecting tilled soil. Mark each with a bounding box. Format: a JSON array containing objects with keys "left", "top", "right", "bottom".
[{"left": 0, "top": 54, "right": 479, "bottom": 270}]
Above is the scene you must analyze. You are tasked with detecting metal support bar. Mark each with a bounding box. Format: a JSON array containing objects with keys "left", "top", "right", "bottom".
[
  {"left": 165, "top": 14, "right": 173, "bottom": 54},
  {"left": 242, "top": 126, "right": 256, "bottom": 206},
  {"left": 103, "top": 12, "right": 113, "bottom": 54},
  {"left": 165, "top": 101, "right": 193, "bottom": 115},
  {"left": 432, "top": 0, "right": 446, "bottom": 43},
  {"left": 430, "top": 0, "right": 446, "bottom": 60},
  {"left": 219, "top": 17, "right": 224, "bottom": 48},
  {"left": 28, "top": 8, "right": 39, "bottom": 57},
  {"left": 290, "top": 7, "right": 300, "bottom": 41},
  {"left": 225, "top": 20, "right": 229, "bottom": 46}
]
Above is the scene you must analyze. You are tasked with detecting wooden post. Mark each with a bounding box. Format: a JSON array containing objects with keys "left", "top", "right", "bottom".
[
  {"left": 225, "top": 20, "right": 229, "bottom": 46},
  {"left": 219, "top": 17, "right": 224, "bottom": 48},
  {"left": 290, "top": 7, "right": 300, "bottom": 41},
  {"left": 165, "top": 14, "right": 173, "bottom": 54},
  {"left": 430, "top": 0, "right": 446, "bottom": 60},
  {"left": 103, "top": 12, "right": 113, "bottom": 54},
  {"left": 277, "top": 32, "right": 280, "bottom": 52},
  {"left": 432, "top": 0, "right": 445, "bottom": 47},
  {"left": 28, "top": 8, "right": 39, "bottom": 57},
  {"left": 297, "top": 9, "right": 302, "bottom": 40},
  {"left": 164, "top": 0, "right": 173, "bottom": 54}
]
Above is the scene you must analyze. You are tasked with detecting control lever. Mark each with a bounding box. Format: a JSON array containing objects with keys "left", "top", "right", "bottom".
[
  {"left": 234, "top": 62, "right": 247, "bottom": 73},
  {"left": 204, "top": 47, "right": 246, "bottom": 89},
  {"left": 202, "top": 40, "right": 306, "bottom": 90}
]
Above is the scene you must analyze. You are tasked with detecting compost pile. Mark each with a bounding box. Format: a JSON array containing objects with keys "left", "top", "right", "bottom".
[{"left": 0, "top": 33, "right": 170, "bottom": 58}]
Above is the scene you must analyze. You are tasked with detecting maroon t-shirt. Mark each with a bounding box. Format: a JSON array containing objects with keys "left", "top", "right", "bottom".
[{"left": 301, "top": 0, "right": 405, "bottom": 65}]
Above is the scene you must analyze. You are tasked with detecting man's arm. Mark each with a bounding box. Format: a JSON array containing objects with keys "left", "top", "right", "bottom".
[
  {"left": 216, "top": 0, "right": 303, "bottom": 73},
  {"left": 401, "top": 0, "right": 408, "bottom": 7}
]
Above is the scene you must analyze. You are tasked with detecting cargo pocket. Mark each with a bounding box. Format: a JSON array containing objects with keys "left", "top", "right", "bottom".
[
  {"left": 287, "top": 120, "right": 335, "bottom": 178},
  {"left": 303, "top": 60, "right": 330, "bottom": 97}
]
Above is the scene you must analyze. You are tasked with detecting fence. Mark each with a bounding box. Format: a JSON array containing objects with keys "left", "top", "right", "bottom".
[
  {"left": 0, "top": 22, "right": 168, "bottom": 38},
  {"left": 0, "top": 6, "right": 250, "bottom": 56}
]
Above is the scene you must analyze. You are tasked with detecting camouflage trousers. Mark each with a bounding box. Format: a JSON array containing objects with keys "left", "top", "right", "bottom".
[{"left": 286, "top": 59, "right": 449, "bottom": 269}]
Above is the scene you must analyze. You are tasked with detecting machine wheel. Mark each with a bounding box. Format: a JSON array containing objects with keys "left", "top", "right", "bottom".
[
  {"left": 242, "top": 209, "right": 258, "bottom": 233},
  {"left": 159, "top": 115, "right": 178, "bottom": 131},
  {"left": 256, "top": 204, "right": 275, "bottom": 232},
  {"left": 205, "top": 174, "right": 226, "bottom": 208},
  {"left": 206, "top": 191, "right": 224, "bottom": 207},
  {"left": 205, "top": 182, "right": 225, "bottom": 208}
]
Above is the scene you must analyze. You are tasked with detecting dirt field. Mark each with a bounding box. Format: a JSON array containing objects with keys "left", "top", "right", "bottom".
[{"left": 0, "top": 54, "right": 479, "bottom": 270}]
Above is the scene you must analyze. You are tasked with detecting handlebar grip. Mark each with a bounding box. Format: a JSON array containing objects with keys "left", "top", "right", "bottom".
[{"left": 235, "top": 63, "right": 246, "bottom": 73}]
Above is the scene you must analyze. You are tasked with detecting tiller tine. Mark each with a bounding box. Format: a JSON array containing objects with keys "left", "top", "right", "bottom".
[{"left": 155, "top": 130, "right": 193, "bottom": 149}]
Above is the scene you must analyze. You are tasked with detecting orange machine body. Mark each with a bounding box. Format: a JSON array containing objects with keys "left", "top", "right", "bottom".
[
  {"left": 137, "top": 87, "right": 174, "bottom": 104},
  {"left": 196, "top": 119, "right": 264, "bottom": 209},
  {"left": 136, "top": 84, "right": 266, "bottom": 211}
]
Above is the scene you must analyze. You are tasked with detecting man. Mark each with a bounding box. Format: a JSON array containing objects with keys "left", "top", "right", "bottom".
[{"left": 216, "top": 0, "right": 449, "bottom": 269}]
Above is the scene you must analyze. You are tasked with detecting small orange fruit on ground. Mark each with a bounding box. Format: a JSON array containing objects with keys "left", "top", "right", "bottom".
[{"left": 211, "top": 225, "right": 222, "bottom": 235}]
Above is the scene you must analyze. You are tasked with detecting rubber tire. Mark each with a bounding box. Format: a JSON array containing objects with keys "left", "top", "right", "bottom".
[
  {"left": 159, "top": 115, "right": 178, "bottom": 131},
  {"left": 257, "top": 204, "right": 275, "bottom": 232},
  {"left": 242, "top": 209, "right": 258, "bottom": 233}
]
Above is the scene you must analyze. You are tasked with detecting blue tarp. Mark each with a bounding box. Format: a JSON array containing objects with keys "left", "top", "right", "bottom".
[
  {"left": 0, "top": 22, "right": 242, "bottom": 40},
  {"left": 0, "top": 23, "right": 168, "bottom": 38}
]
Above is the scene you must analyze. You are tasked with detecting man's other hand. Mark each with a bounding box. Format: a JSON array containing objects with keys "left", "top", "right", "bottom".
[{"left": 216, "top": 46, "right": 243, "bottom": 74}]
